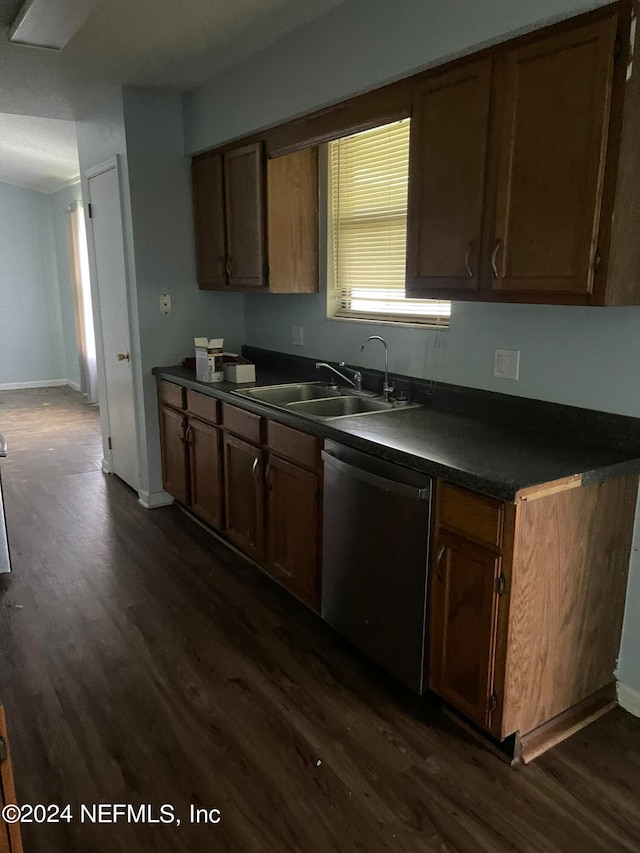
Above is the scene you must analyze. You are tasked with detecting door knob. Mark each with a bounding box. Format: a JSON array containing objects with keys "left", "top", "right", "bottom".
[{"left": 117, "top": 352, "right": 130, "bottom": 361}]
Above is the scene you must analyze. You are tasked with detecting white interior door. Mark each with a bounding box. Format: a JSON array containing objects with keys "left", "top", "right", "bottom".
[{"left": 87, "top": 163, "right": 139, "bottom": 492}]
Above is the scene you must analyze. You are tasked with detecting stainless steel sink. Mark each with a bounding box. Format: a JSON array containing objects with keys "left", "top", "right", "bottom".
[
  {"left": 234, "top": 382, "right": 346, "bottom": 406},
  {"left": 288, "top": 396, "right": 398, "bottom": 418},
  {"left": 232, "top": 381, "right": 420, "bottom": 420}
]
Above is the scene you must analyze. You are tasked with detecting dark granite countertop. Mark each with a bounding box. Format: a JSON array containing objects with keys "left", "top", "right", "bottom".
[{"left": 153, "top": 365, "right": 640, "bottom": 502}]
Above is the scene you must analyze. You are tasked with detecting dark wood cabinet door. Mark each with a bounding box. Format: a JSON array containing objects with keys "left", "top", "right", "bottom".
[
  {"left": 188, "top": 418, "right": 224, "bottom": 530},
  {"left": 224, "top": 142, "right": 266, "bottom": 289},
  {"left": 266, "top": 454, "right": 320, "bottom": 610},
  {"left": 490, "top": 17, "right": 617, "bottom": 295},
  {"left": 406, "top": 58, "right": 492, "bottom": 294},
  {"left": 429, "top": 531, "right": 501, "bottom": 730},
  {"left": 159, "top": 405, "right": 189, "bottom": 505},
  {"left": 223, "top": 433, "right": 265, "bottom": 560},
  {"left": 192, "top": 153, "right": 228, "bottom": 289}
]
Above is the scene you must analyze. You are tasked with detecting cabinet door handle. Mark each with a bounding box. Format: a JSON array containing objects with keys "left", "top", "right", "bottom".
[
  {"left": 265, "top": 462, "right": 271, "bottom": 487},
  {"left": 436, "top": 545, "right": 445, "bottom": 582},
  {"left": 185, "top": 425, "right": 193, "bottom": 445},
  {"left": 491, "top": 239, "right": 503, "bottom": 280},
  {"left": 226, "top": 256, "right": 232, "bottom": 278},
  {"left": 252, "top": 456, "right": 260, "bottom": 480},
  {"left": 178, "top": 423, "right": 185, "bottom": 442},
  {"left": 464, "top": 240, "right": 475, "bottom": 279}
]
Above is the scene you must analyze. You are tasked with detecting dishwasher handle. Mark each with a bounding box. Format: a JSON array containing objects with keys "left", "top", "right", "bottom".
[{"left": 322, "top": 450, "right": 431, "bottom": 500}]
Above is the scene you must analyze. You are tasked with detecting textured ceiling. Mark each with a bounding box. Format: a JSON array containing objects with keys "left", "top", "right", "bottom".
[
  {"left": 0, "top": 0, "right": 346, "bottom": 192},
  {"left": 0, "top": 113, "right": 79, "bottom": 192}
]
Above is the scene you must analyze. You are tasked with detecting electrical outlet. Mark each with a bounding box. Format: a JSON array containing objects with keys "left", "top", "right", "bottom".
[
  {"left": 494, "top": 349, "right": 520, "bottom": 380},
  {"left": 159, "top": 294, "right": 172, "bottom": 314},
  {"left": 291, "top": 325, "right": 304, "bottom": 346}
]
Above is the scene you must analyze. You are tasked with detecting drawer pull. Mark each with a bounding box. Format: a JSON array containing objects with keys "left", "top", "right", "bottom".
[{"left": 252, "top": 457, "right": 260, "bottom": 480}]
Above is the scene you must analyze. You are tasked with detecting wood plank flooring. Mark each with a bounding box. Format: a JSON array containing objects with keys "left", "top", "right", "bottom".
[{"left": 1, "top": 387, "right": 640, "bottom": 852}]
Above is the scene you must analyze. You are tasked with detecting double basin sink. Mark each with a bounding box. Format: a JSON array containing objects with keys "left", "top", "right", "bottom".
[{"left": 233, "top": 382, "right": 419, "bottom": 421}]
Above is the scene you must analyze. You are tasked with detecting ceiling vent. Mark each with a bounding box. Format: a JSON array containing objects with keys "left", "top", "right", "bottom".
[{"left": 9, "top": 0, "right": 101, "bottom": 50}]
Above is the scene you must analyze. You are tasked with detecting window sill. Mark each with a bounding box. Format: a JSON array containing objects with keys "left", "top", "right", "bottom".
[{"left": 327, "top": 314, "right": 449, "bottom": 331}]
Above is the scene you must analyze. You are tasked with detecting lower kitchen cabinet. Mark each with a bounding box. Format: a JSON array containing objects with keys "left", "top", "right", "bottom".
[
  {"left": 265, "top": 453, "right": 321, "bottom": 609},
  {"left": 223, "top": 433, "right": 265, "bottom": 561},
  {"left": 159, "top": 404, "right": 189, "bottom": 505},
  {"left": 429, "top": 530, "right": 502, "bottom": 730},
  {"left": 429, "top": 476, "right": 638, "bottom": 761},
  {"left": 158, "top": 383, "right": 223, "bottom": 528},
  {"left": 188, "top": 418, "right": 224, "bottom": 529}
]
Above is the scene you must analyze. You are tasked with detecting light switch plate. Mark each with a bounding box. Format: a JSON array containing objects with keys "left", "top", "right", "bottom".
[
  {"left": 494, "top": 348, "right": 520, "bottom": 380},
  {"left": 291, "top": 325, "right": 304, "bottom": 346},
  {"left": 159, "top": 294, "right": 172, "bottom": 314}
]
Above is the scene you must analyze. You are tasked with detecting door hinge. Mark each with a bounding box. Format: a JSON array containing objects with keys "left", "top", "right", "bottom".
[
  {"left": 489, "top": 691, "right": 498, "bottom": 712},
  {"left": 108, "top": 436, "right": 112, "bottom": 450},
  {"left": 497, "top": 573, "right": 506, "bottom": 595},
  {"left": 88, "top": 203, "right": 93, "bottom": 219}
]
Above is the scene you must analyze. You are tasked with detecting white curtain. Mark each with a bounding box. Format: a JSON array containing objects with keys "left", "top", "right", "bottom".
[{"left": 65, "top": 201, "right": 98, "bottom": 404}]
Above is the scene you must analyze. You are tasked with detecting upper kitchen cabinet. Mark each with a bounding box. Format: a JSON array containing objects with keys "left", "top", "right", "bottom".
[
  {"left": 490, "top": 18, "right": 617, "bottom": 297},
  {"left": 224, "top": 143, "right": 266, "bottom": 289},
  {"left": 406, "top": 59, "right": 493, "bottom": 292},
  {"left": 192, "top": 153, "right": 227, "bottom": 289},
  {"left": 407, "top": 3, "right": 640, "bottom": 306},
  {"left": 192, "top": 144, "right": 318, "bottom": 293}
]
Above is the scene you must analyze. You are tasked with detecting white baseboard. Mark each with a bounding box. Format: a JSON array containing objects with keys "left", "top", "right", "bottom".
[
  {"left": 138, "top": 489, "right": 174, "bottom": 509},
  {"left": 67, "top": 380, "right": 81, "bottom": 392},
  {"left": 617, "top": 682, "right": 640, "bottom": 717},
  {"left": 0, "top": 379, "right": 67, "bottom": 391}
]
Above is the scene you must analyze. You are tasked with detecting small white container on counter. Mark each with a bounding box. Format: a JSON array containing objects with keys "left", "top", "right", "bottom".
[{"left": 223, "top": 356, "right": 256, "bottom": 384}]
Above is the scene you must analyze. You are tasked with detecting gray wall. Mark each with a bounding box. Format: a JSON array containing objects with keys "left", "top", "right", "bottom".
[
  {"left": 121, "top": 87, "right": 245, "bottom": 499},
  {"left": 49, "top": 182, "right": 84, "bottom": 389},
  {"left": 0, "top": 181, "right": 67, "bottom": 387},
  {"left": 75, "top": 85, "right": 245, "bottom": 501},
  {"left": 181, "top": 0, "right": 640, "bottom": 696}
]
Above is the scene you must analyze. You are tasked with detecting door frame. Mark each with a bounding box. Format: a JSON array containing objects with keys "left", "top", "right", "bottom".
[{"left": 83, "top": 156, "right": 142, "bottom": 488}]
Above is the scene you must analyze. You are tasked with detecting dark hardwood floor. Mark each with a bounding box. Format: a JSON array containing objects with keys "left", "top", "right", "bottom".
[{"left": 1, "top": 387, "right": 640, "bottom": 852}]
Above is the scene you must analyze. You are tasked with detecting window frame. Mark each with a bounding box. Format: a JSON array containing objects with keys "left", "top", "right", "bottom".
[{"left": 325, "top": 120, "right": 450, "bottom": 328}]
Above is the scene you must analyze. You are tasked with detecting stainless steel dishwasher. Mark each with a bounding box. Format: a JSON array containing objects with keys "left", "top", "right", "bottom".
[{"left": 321, "top": 440, "right": 432, "bottom": 693}]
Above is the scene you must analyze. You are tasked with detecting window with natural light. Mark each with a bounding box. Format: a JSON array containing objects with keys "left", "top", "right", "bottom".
[{"left": 328, "top": 119, "right": 450, "bottom": 326}]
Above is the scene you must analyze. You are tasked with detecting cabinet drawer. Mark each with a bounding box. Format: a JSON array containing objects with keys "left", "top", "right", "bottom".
[
  {"left": 438, "top": 482, "right": 503, "bottom": 548},
  {"left": 267, "top": 420, "right": 320, "bottom": 470},
  {"left": 186, "top": 389, "right": 220, "bottom": 424},
  {"left": 222, "top": 403, "right": 263, "bottom": 445},
  {"left": 158, "top": 380, "right": 185, "bottom": 410}
]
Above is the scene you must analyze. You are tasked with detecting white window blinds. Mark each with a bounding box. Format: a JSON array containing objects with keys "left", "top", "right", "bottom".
[{"left": 328, "top": 119, "right": 450, "bottom": 325}]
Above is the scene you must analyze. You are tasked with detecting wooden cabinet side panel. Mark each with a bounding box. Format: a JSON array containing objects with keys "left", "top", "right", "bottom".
[
  {"left": 502, "top": 474, "right": 639, "bottom": 737},
  {"left": 406, "top": 58, "right": 492, "bottom": 293},
  {"left": 267, "top": 148, "right": 319, "bottom": 293},
  {"left": 192, "top": 153, "right": 227, "bottom": 289},
  {"left": 492, "top": 17, "right": 617, "bottom": 295}
]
